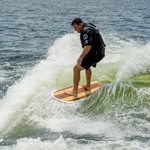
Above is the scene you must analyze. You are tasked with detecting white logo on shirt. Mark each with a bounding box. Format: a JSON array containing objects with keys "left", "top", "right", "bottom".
[
  {"left": 85, "top": 40, "right": 88, "bottom": 44},
  {"left": 83, "top": 34, "right": 88, "bottom": 40}
]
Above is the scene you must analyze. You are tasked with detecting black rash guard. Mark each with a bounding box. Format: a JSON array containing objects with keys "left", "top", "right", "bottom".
[{"left": 80, "top": 23, "right": 106, "bottom": 55}]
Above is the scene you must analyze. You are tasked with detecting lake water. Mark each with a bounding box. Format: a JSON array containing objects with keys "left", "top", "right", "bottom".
[{"left": 0, "top": 0, "right": 150, "bottom": 149}]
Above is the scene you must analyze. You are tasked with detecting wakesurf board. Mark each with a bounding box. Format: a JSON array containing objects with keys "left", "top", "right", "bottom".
[{"left": 52, "top": 81, "right": 103, "bottom": 102}]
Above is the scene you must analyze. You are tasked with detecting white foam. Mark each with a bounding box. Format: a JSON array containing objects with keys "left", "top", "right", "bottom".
[
  {"left": 0, "top": 136, "right": 67, "bottom": 150},
  {"left": 116, "top": 42, "right": 150, "bottom": 81},
  {"left": 0, "top": 77, "right": 5, "bottom": 82},
  {"left": 0, "top": 33, "right": 83, "bottom": 136},
  {"left": 0, "top": 33, "right": 150, "bottom": 150},
  {"left": 1, "top": 136, "right": 149, "bottom": 150}
]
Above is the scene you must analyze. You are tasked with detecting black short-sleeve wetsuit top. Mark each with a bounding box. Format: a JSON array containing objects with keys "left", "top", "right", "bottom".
[{"left": 80, "top": 23, "right": 106, "bottom": 55}]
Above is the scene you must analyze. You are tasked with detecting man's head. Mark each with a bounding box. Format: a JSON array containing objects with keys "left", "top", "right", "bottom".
[{"left": 71, "top": 18, "right": 83, "bottom": 33}]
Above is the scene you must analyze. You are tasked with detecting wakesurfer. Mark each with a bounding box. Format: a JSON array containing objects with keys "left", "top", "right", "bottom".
[{"left": 64, "top": 18, "right": 106, "bottom": 96}]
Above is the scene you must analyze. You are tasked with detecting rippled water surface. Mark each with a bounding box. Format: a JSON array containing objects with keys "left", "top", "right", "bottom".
[{"left": 0, "top": 0, "right": 150, "bottom": 149}]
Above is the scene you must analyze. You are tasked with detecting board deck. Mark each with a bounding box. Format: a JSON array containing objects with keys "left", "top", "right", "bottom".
[{"left": 52, "top": 81, "right": 103, "bottom": 102}]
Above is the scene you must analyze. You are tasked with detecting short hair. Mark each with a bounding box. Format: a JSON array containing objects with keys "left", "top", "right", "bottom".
[{"left": 71, "top": 18, "right": 83, "bottom": 26}]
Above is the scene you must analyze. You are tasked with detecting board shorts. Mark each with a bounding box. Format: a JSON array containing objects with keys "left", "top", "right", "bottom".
[{"left": 81, "top": 48, "right": 105, "bottom": 70}]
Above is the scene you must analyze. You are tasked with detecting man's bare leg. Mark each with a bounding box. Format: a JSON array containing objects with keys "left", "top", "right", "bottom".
[
  {"left": 82, "top": 68, "right": 92, "bottom": 91},
  {"left": 64, "top": 64, "right": 84, "bottom": 96}
]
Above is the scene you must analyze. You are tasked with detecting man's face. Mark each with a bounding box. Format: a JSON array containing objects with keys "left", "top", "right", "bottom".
[{"left": 72, "top": 23, "right": 83, "bottom": 33}]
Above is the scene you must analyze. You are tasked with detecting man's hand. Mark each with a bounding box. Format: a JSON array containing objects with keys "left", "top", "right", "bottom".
[
  {"left": 77, "top": 57, "right": 82, "bottom": 65},
  {"left": 77, "top": 45, "right": 91, "bottom": 66}
]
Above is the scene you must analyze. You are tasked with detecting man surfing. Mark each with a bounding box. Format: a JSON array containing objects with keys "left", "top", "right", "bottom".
[{"left": 64, "top": 18, "right": 106, "bottom": 96}]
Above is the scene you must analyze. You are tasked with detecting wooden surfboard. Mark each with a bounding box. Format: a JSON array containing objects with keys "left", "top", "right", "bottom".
[{"left": 52, "top": 81, "right": 103, "bottom": 102}]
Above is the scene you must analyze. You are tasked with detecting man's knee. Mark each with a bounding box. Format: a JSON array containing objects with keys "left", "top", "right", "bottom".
[{"left": 73, "top": 64, "right": 84, "bottom": 73}]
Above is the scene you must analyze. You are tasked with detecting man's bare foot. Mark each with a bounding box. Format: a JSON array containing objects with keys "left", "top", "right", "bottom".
[
  {"left": 64, "top": 91, "right": 77, "bottom": 97},
  {"left": 81, "top": 85, "right": 91, "bottom": 91}
]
